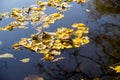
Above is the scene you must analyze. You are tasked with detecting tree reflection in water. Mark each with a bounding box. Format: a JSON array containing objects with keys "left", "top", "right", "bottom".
[
  {"left": 95, "top": 0, "right": 120, "bottom": 14},
  {"left": 36, "top": 45, "right": 119, "bottom": 80}
]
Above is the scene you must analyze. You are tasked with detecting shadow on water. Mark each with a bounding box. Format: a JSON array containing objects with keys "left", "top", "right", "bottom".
[{"left": 0, "top": 0, "right": 120, "bottom": 80}]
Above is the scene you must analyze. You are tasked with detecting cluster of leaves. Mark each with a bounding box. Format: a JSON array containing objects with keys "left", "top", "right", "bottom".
[
  {"left": 13, "top": 23, "right": 89, "bottom": 60},
  {"left": 0, "top": 0, "right": 86, "bottom": 31},
  {"left": 0, "top": 0, "right": 89, "bottom": 61}
]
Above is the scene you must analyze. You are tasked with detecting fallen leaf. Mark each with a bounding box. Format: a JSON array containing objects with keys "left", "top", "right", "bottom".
[
  {"left": 24, "top": 75, "right": 44, "bottom": 80},
  {"left": 0, "top": 41, "right": 2, "bottom": 45},
  {"left": 52, "top": 57, "right": 64, "bottom": 62},
  {"left": 20, "top": 58, "right": 30, "bottom": 63},
  {"left": 86, "top": 8, "right": 90, "bottom": 12},
  {"left": 0, "top": 53, "right": 14, "bottom": 58}
]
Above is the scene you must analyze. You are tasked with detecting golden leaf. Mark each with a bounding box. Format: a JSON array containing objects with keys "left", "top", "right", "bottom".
[
  {"left": 40, "top": 49, "right": 50, "bottom": 54},
  {"left": 4, "top": 25, "right": 14, "bottom": 31},
  {"left": 82, "top": 36, "right": 89, "bottom": 45},
  {"left": 45, "top": 54, "right": 54, "bottom": 60},
  {"left": 63, "top": 42, "right": 72, "bottom": 48},
  {"left": 74, "top": 30, "right": 83, "bottom": 37},
  {"left": 110, "top": 66, "right": 120, "bottom": 73},
  {"left": 12, "top": 43, "right": 20, "bottom": 50},
  {"left": 31, "top": 17, "right": 40, "bottom": 22},
  {"left": 77, "top": 0, "right": 86, "bottom": 3},
  {"left": 17, "top": 17, "right": 24, "bottom": 22},
  {"left": 72, "top": 38, "right": 81, "bottom": 47}
]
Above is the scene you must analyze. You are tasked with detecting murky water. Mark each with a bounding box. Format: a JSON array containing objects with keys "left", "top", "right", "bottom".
[{"left": 0, "top": 0, "right": 120, "bottom": 80}]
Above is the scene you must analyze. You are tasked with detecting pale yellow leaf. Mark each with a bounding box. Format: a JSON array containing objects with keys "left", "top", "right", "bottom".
[
  {"left": 52, "top": 57, "right": 65, "bottom": 62},
  {"left": 86, "top": 9, "right": 90, "bottom": 12},
  {"left": 0, "top": 41, "right": 2, "bottom": 45},
  {"left": 20, "top": 58, "right": 30, "bottom": 63},
  {"left": 24, "top": 75, "right": 44, "bottom": 80},
  {"left": 0, "top": 53, "right": 14, "bottom": 58}
]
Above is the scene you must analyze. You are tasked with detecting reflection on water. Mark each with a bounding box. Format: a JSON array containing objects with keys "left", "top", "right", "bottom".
[
  {"left": 0, "top": 0, "right": 120, "bottom": 80},
  {"left": 95, "top": 0, "right": 120, "bottom": 14}
]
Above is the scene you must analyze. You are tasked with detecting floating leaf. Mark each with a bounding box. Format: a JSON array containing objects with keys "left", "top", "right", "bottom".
[
  {"left": 24, "top": 75, "right": 44, "bottom": 80},
  {"left": 110, "top": 65, "right": 120, "bottom": 73},
  {"left": 93, "top": 78, "right": 101, "bottom": 80},
  {"left": 20, "top": 58, "right": 30, "bottom": 63},
  {"left": 52, "top": 57, "right": 65, "bottom": 62},
  {"left": 12, "top": 43, "right": 20, "bottom": 50},
  {"left": 50, "top": 50, "right": 61, "bottom": 55},
  {"left": 86, "top": 8, "right": 90, "bottom": 12},
  {"left": 76, "top": 0, "right": 86, "bottom": 3},
  {"left": 0, "top": 25, "right": 13, "bottom": 31},
  {"left": 82, "top": 36, "right": 89, "bottom": 45},
  {"left": 0, "top": 41, "right": 2, "bottom": 45},
  {"left": 72, "top": 37, "right": 81, "bottom": 47},
  {"left": 0, "top": 53, "right": 14, "bottom": 58},
  {"left": 45, "top": 54, "right": 54, "bottom": 60}
]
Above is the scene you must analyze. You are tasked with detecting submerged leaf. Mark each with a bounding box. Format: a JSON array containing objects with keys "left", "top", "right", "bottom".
[{"left": 0, "top": 53, "right": 14, "bottom": 58}]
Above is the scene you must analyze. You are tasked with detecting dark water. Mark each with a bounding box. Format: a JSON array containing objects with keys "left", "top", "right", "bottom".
[{"left": 0, "top": 0, "right": 120, "bottom": 80}]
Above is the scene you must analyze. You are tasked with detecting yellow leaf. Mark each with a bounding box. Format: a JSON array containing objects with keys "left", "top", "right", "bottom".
[
  {"left": 50, "top": 50, "right": 61, "bottom": 55},
  {"left": 17, "top": 17, "right": 24, "bottom": 22},
  {"left": 63, "top": 42, "right": 72, "bottom": 48},
  {"left": 114, "top": 66, "right": 120, "bottom": 73},
  {"left": 3, "top": 25, "right": 14, "bottom": 31},
  {"left": 77, "top": 0, "right": 86, "bottom": 3},
  {"left": 52, "top": 57, "right": 65, "bottom": 62},
  {"left": 42, "top": 23, "right": 49, "bottom": 28},
  {"left": 20, "top": 58, "right": 30, "bottom": 63},
  {"left": 24, "top": 75, "right": 44, "bottom": 80},
  {"left": 0, "top": 53, "right": 14, "bottom": 58},
  {"left": 72, "top": 23, "right": 86, "bottom": 28},
  {"left": 72, "top": 38, "right": 81, "bottom": 47},
  {"left": 17, "top": 26, "right": 28, "bottom": 29},
  {"left": 45, "top": 54, "right": 54, "bottom": 60},
  {"left": 93, "top": 78, "right": 101, "bottom": 80},
  {"left": 74, "top": 29, "right": 83, "bottom": 37},
  {"left": 82, "top": 36, "right": 89, "bottom": 44},
  {"left": 12, "top": 43, "right": 20, "bottom": 50},
  {"left": 31, "top": 17, "right": 40, "bottom": 22},
  {"left": 0, "top": 41, "right": 2, "bottom": 45},
  {"left": 40, "top": 49, "right": 50, "bottom": 54}
]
